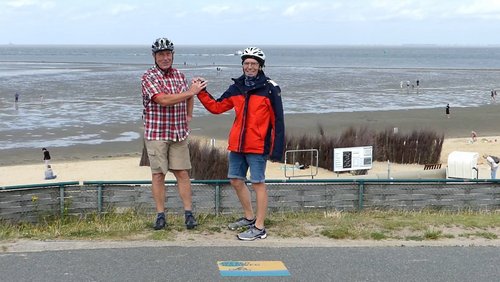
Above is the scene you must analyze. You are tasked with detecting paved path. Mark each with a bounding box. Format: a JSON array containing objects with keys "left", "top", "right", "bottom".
[{"left": 1, "top": 241, "right": 499, "bottom": 281}]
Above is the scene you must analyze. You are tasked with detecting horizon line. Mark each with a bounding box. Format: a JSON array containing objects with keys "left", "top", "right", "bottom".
[{"left": 2, "top": 43, "right": 500, "bottom": 48}]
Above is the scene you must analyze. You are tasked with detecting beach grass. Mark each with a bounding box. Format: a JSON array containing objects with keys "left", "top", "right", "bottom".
[
  {"left": 286, "top": 126, "right": 444, "bottom": 169},
  {"left": 1, "top": 209, "right": 498, "bottom": 242},
  {"left": 189, "top": 139, "right": 228, "bottom": 180},
  {"left": 187, "top": 126, "right": 444, "bottom": 179}
]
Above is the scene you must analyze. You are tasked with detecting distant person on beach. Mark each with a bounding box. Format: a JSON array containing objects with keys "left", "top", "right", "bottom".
[
  {"left": 491, "top": 89, "right": 496, "bottom": 103},
  {"left": 197, "top": 47, "right": 285, "bottom": 241},
  {"left": 416, "top": 79, "right": 419, "bottom": 87},
  {"left": 42, "top": 148, "right": 51, "bottom": 166},
  {"left": 445, "top": 104, "right": 450, "bottom": 118},
  {"left": 15, "top": 92, "right": 19, "bottom": 102},
  {"left": 483, "top": 154, "right": 499, "bottom": 179},
  {"left": 141, "top": 37, "right": 206, "bottom": 231},
  {"left": 471, "top": 131, "right": 477, "bottom": 143},
  {"left": 44, "top": 165, "right": 57, "bottom": 180}
]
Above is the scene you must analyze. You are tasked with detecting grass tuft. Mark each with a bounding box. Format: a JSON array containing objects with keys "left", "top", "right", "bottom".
[
  {"left": 423, "top": 229, "right": 443, "bottom": 240},
  {"left": 370, "top": 232, "right": 388, "bottom": 240}
]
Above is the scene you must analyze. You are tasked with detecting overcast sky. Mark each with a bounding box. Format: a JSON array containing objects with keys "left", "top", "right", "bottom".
[{"left": 1, "top": 0, "right": 500, "bottom": 45}]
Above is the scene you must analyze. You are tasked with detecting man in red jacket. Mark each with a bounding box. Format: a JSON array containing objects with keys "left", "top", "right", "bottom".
[{"left": 197, "top": 47, "right": 285, "bottom": 241}]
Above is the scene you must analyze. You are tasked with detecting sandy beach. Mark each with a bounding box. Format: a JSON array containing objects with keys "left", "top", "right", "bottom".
[{"left": 1, "top": 105, "right": 499, "bottom": 186}]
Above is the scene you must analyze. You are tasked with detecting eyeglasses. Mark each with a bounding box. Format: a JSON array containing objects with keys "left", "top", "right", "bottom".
[{"left": 243, "top": 62, "right": 259, "bottom": 67}]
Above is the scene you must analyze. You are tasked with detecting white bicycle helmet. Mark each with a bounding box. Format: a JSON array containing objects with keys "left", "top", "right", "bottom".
[
  {"left": 241, "top": 47, "right": 265, "bottom": 66},
  {"left": 152, "top": 37, "right": 174, "bottom": 53}
]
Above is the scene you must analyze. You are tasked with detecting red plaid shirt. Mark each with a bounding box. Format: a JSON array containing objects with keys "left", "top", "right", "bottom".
[{"left": 142, "top": 66, "right": 190, "bottom": 141}]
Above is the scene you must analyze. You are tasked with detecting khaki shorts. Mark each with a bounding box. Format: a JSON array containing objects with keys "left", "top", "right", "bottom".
[{"left": 145, "top": 138, "right": 191, "bottom": 174}]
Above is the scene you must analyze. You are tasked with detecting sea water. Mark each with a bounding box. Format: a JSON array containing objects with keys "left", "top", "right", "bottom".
[{"left": 1, "top": 45, "right": 499, "bottom": 149}]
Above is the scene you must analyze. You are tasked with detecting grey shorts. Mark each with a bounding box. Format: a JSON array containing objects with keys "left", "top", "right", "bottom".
[{"left": 145, "top": 138, "right": 191, "bottom": 174}]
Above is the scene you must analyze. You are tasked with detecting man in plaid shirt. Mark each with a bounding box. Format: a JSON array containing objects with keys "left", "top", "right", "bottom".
[{"left": 142, "top": 37, "right": 207, "bottom": 230}]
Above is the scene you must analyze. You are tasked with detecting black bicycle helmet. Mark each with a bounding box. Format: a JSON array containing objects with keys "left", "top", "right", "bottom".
[{"left": 152, "top": 37, "right": 174, "bottom": 53}]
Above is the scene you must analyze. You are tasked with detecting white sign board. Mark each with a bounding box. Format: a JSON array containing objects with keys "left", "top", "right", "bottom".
[{"left": 333, "top": 146, "right": 373, "bottom": 172}]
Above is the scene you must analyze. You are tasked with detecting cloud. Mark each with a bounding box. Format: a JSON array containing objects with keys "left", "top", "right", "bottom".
[
  {"left": 1, "top": 0, "right": 499, "bottom": 45},
  {"left": 283, "top": 3, "right": 320, "bottom": 17},
  {"left": 6, "top": 0, "right": 54, "bottom": 9},
  {"left": 279, "top": 0, "right": 500, "bottom": 22},
  {"left": 456, "top": 0, "right": 500, "bottom": 19},
  {"left": 6, "top": 0, "right": 37, "bottom": 8},
  {"left": 280, "top": 1, "right": 426, "bottom": 22},
  {"left": 109, "top": 4, "right": 136, "bottom": 16},
  {"left": 280, "top": 1, "right": 346, "bottom": 23},
  {"left": 366, "top": 0, "right": 500, "bottom": 21},
  {"left": 62, "top": 3, "right": 136, "bottom": 22},
  {"left": 201, "top": 5, "right": 231, "bottom": 15}
]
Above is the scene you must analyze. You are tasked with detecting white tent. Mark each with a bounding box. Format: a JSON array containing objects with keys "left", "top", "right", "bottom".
[{"left": 446, "top": 151, "right": 479, "bottom": 179}]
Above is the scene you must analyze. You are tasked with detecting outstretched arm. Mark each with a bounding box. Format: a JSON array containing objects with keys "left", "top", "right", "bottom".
[
  {"left": 197, "top": 87, "right": 235, "bottom": 114},
  {"left": 153, "top": 80, "right": 207, "bottom": 107}
]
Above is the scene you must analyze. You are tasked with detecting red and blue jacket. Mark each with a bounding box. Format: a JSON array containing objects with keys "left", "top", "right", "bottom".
[{"left": 197, "top": 72, "right": 285, "bottom": 162}]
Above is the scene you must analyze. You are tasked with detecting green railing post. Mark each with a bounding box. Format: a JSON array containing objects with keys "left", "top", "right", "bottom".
[
  {"left": 215, "top": 183, "right": 221, "bottom": 216},
  {"left": 97, "top": 184, "right": 103, "bottom": 214},
  {"left": 59, "top": 185, "right": 65, "bottom": 217},
  {"left": 358, "top": 180, "right": 365, "bottom": 211}
]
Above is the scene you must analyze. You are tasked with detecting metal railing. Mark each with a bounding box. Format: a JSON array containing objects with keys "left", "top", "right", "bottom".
[
  {"left": 284, "top": 149, "right": 319, "bottom": 179},
  {"left": 1, "top": 178, "right": 500, "bottom": 223}
]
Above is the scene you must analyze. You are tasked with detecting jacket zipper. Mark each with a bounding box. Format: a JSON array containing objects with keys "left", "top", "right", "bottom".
[{"left": 238, "top": 91, "right": 250, "bottom": 152}]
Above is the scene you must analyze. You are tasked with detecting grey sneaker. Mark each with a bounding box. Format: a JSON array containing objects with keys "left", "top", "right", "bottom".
[
  {"left": 228, "top": 217, "right": 256, "bottom": 231},
  {"left": 237, "top": 226, "right": 267, "bottom": 241}
]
